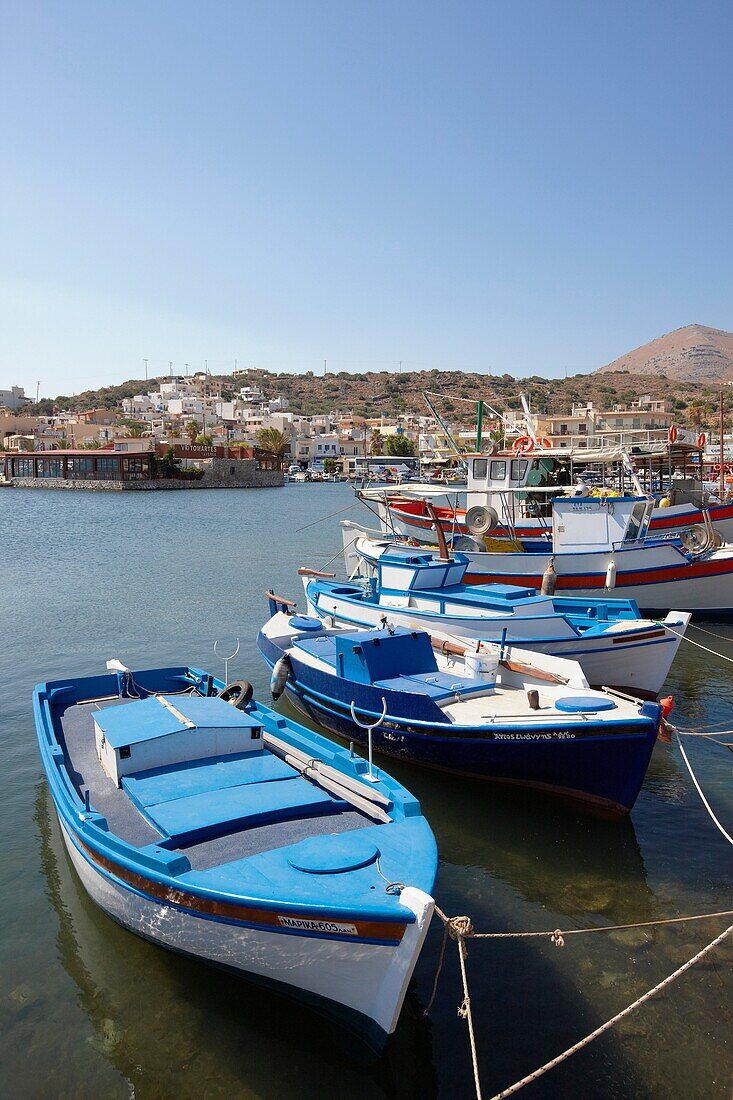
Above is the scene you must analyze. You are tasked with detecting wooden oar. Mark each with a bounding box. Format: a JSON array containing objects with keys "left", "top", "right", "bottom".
[
  {"left": 499, "top": 657, "right": 569, "bottom": 685},
  {"left": 421, "top": 627, "right": 569, "bottom": 684}
]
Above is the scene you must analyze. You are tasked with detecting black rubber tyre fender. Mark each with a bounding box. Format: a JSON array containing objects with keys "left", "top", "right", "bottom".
[{"left": 218, "top": 679, "right": 254, "bottom": 709}]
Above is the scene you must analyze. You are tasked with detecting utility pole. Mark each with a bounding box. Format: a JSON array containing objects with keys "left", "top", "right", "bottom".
[
  {"left": 399, "top": 360, "right": 402, "bottom": 373},
  {"left": 324, "top": 359, "right": 327, "bottom": 376},
  {"left": 36, "top": 380, "right": 40, "bottom": 404},
  {"left": 144, "top": 358, "right": 148, "bottom": 381},
  {"left": 169, "top": 361, "right": 173, "bottom": 379}
]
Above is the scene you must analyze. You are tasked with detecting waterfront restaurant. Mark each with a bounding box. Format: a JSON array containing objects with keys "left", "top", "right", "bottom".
[{"left": 2, "top": 448, "right": 151, "bottom": 482}]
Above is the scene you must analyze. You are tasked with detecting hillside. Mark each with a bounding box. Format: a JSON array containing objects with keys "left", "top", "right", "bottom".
[
  {"left": 23, "top": 365, "right": 733, "bottom": 430},
  {"left": 597, "top": 325, "right": 733, "bottom": 382}
]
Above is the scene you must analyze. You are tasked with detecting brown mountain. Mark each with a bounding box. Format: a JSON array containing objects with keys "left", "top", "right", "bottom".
[{"left": 596, "top": 324, "right": 733, "bottom": 382}]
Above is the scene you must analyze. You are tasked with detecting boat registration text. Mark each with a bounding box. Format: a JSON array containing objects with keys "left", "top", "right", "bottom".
[{"left": 277, "top": 916, "right": 359, "bottom": 935}]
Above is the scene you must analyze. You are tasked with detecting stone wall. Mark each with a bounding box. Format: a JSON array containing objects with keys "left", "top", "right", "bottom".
[{"left": 9, "top": 467, "right": 284, "bottom": 492}]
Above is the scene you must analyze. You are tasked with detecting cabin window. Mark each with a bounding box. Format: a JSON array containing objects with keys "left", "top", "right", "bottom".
[
  {"left": 489, "top": 460, "right": 507, "bottom": 480},
  {"left": 473, "top": 458, "right": 488, "bottom": 479},
  {"left": 510, "top": 459, "right": 528, "bottom": 481},
  {"left": 625, "top": 502, "right": 648, "bottom": 542}
]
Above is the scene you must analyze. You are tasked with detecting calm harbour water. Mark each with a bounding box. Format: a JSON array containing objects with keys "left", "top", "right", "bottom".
[{"left": 1, "top": 484, "right": 731, "bottom": 1099}]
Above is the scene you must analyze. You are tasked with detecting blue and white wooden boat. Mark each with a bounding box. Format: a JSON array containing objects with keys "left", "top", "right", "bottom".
[
  {"left": 343, "top": 493, "right": 733, "bottom": 615},
  {"left": 34, "top": 662, "right": 437, "bottom": 1049},
  {"left": 258, "top": 608, "right": 663, "bottom": 817},
  {"left": 301, "top": 548, "right": 689, "bottom": 699}
]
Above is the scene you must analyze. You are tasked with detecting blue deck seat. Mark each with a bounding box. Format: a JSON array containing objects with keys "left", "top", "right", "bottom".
[
  {"left": 141, "top": 776, "right": 346, "bottom": 845},
  {"left": 374, "top": 670, "right": 491, "bottom": 701},
  {"left": 292, "top": 635, "right": 338, "bottom": 667},
  {"left": 122, "top": 751, "right": 295, "bottom": 810}
]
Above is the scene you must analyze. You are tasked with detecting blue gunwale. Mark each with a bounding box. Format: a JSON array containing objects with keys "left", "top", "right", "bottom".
[
  {"left": 35, "top": 665, "right": 436, "bottom": 941},
  {"left": 258, "top": 635, "right": 658, "bottom": 738},
  {"left": 307, "top": 581, "right": 678, "bottom": 648}
]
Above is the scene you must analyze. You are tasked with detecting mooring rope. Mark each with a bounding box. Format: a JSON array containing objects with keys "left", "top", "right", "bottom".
[
  {"left": 674, "top": 732, "right": 733, "bottom": 847},
  {"left": 428, "top": 904, "right": 733, "bottom": 1100},
  {"left": 666, "top": 625, "right": 733, "bottom": 665},
  {"left": 295, "top": 502, "right": 357, "bottom": 532},
  {"left": 486, "top": 923, "right": 733, "bottom": 1100},
  {"left": 687, "top": 622, "right": 733, "bottom": 644}
]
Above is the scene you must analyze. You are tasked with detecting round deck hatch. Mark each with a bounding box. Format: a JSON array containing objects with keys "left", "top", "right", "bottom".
[
  {"left": 289, "top": 615, "right": 323, "bottom": 632},
  {"left": 554, "top": 695, "right": 617, "bottom": 713},
  {"left": 288, "top": 835, "right": 380, "bottom": 874}
]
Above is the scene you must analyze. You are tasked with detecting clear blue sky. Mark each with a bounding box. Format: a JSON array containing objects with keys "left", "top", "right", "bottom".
[{"left": 2, "top": 1, "right": 732, "bottom": 397}]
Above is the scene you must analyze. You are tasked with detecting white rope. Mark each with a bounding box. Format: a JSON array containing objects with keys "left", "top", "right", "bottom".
[
  {"left": 675, "top": 733, "right": 733, "bottom": 847},
  {"left": 487, "top": 923, "right": 733, "bottom": 1099},
  {"left": 667, "top": 625, "right": 733, "bottom": 665},
  {"left": 688, "top": 622, "right": 733, "bottom": 644}
]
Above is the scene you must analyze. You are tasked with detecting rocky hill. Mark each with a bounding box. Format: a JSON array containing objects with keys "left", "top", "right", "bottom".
[
  {"left": 597, "top": 325, "right": 733, "bottom": 382},
  {"left": 24, "top": 365, "right": 733, "bottom": 431}
]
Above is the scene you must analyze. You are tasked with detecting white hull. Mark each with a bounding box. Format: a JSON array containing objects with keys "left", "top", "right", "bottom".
[
  {"left": 60, "top": 820, "right": 434, "bottom": 1041},
  {"left": 305, "top": 585, "right": 687, "bottom": 696},
  {"left": 346, "top": 529, "right": 733, "bottom": 614}
]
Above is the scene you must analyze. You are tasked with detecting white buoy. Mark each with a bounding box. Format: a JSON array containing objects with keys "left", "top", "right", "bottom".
[{"left": 605, "top": 559, "right": 617, "bottom": 590}]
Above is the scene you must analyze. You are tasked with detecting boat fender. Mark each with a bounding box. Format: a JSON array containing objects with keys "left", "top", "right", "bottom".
[
  {"left": 660, "top": 695, "right": 674, "bottom": 719},
  {"left": 540, "top": 557, "right": 557, "bottom": 596},
  {"left": 270, "top": 655, "right": 292, "bottom": 701},
  {"left": 218, "top": 680, "right": 254, "bottom": 709},
  {"left": 605, "top": 559, "right": 616, "bottom": 590},
  {"left": 658, "top": 496, "right": 672, "bottom": 509}
]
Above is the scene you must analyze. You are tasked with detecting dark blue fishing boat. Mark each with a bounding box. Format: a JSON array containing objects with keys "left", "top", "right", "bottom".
[{"left": 258, "top": 602, "right": 662, "bottom": 817}]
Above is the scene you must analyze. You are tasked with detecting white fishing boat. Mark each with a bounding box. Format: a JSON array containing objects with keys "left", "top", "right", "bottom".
[
  {"left": 343, "top": 493, "right": 733, "bottom": 615},
  {"left": 370, "top": 447, "right": 733, "bottom": 544},
  {"left": 300, "top": 548, "right": 689, "bottom": 698}
]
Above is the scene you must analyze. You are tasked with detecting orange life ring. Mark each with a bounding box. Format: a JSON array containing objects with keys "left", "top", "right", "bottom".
[
  {"left": 668, "top": 425, "right": 678, "bottom": 445},
  {"left": 538, "top": 436, "right": 552, "bottom": 449},
  {"left": 713, "top": 463, "right": 722, "bottom": 473},
  {"left": 512, "top": 435, "right": 535, "bottom": 454},
  {"left": 697, "top": 432, "right": 707, "bottom": 448}
]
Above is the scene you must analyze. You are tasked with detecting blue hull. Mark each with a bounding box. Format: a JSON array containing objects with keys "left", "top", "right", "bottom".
[{"left": 258, "top": 634, "right": 660, "bottom": 816}]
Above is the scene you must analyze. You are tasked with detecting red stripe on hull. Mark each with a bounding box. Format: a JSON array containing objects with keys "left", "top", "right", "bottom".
[{"left": 463, "top": 554, "right": 733, "bottom": 590}]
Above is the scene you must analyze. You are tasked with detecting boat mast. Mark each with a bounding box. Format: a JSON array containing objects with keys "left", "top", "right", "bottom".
[{"left": 720, "top": 390, "right": 725, "bottom": 500}]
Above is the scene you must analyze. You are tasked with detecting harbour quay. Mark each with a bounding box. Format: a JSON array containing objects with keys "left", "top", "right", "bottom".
[{"left": 0, "top": 441, "right": 284, "bottom": 491}]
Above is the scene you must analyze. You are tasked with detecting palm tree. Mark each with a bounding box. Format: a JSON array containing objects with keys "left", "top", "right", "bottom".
[
  {"left": 185, "top": 420, "right": 199, "bottom": 444},
  {"left": 127, "top": 423, "right": 144, "bottom": 438},
  {"left": 369, "top": 429, "right": 384, "bottom": 456},
  {"left": 256, "top": 427, "right": 290, "bottom": 466}
]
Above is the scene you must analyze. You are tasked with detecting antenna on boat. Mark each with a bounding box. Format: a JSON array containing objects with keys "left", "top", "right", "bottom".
[
  {"left": 349, "top": 697, "right": 387, "bottom": 783},
  {"left": 214, "top": 638, "right": 240, "bottom": 684}
]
